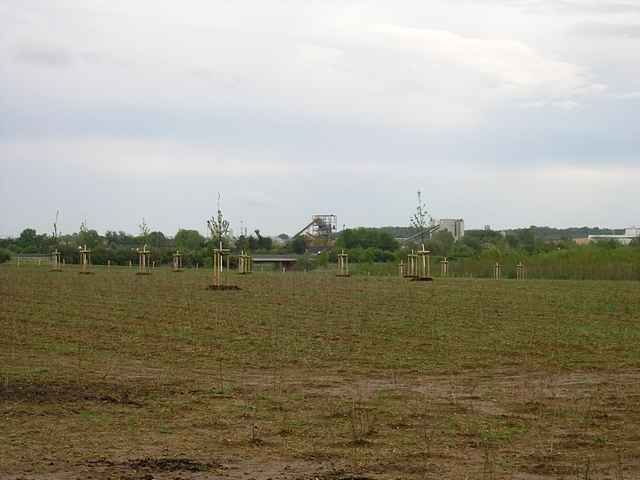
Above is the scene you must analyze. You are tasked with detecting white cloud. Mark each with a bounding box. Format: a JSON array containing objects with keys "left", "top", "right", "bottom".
[
  {"left": 551, "top": 99, "right": 582, "bottom": 110},
  {"left": 519, "top": 99, "right": 582, "bottom": 110},
  {"left": 0, "top": 1, "right": 604, "bottom": 130},
  {"left": 1, "top": 0, "right": 639, "bottom": 234},
  {"left": 369, "top": 24, "right": 586, "bottom": 91}
]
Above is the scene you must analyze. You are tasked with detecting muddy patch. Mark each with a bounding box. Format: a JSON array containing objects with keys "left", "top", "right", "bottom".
[
  {"left": 308, "top": 473, "right": 373, "bottom": 480},
  {"left": 0, "top": 381, "right": 144, "bottom": 406},
  {"left": 127, "top": 458, "right": 216, "bottom": 472},
  {"left": 86, "top": 457, "right": 219, "bottom": 474}
]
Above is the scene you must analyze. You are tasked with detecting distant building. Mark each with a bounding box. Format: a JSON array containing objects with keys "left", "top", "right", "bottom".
[
  {"left": 627, "top": 227, "right": 640, "bottom": 237},
  {"left": 438, "top": 218, "right": 465, "bottom": 241},
  {"left": 587, "top": 227, "right": 640, "bottom": 245}
]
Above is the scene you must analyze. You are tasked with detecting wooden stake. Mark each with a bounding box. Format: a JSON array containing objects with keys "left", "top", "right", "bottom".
[
  {"left": 336, "top": 249, "right": 350, "bottom": 277},
  {"left": 440, "top": 256, "right": 449, "bottom": 277}
]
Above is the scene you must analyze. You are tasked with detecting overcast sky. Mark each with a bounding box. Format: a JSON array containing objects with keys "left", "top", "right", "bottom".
[{"left": 1, "top": 0, "right": 639, "bottom": 237}]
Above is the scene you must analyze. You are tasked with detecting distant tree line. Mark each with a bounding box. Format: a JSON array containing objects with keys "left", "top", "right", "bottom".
[
  {"left": 2, "top": 224, "right": 638, "bottom": 275},
  {"left": 0, "top": 226, "right": 303, "bottom": 267},
  {"left": 333, "top": 226, "right": 640, "bottom": 280}
]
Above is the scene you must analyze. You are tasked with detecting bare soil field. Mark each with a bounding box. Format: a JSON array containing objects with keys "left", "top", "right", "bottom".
[{"left": 1, "top": 266, "right": 639, "bottom": 479}]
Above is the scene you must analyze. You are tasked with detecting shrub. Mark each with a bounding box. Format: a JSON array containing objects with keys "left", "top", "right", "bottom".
[{"left": 0, "top": 248, "right": 12, "bottom": 264}]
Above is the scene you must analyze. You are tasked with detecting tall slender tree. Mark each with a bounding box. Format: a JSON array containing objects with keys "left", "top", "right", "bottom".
[
  {"left": 410, "top": 190, "right": 433, "bottom": 243},
  {"left": 138, "top": 217, "right": 151, "bottom": 244},
  {"left": 78, "top": 219, "right": 99, "bottom": 248},
  {"left": 52, "top": 210, "right": 60, "bottom": 243},
  {"left": 207, "top": 193, "right": 231, "bottom": 246}
]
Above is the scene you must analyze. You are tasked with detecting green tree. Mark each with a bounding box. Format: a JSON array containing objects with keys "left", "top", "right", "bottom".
[
  {"left": 138, "top": 218, "right": 151, "bottom": 245},
  {"left": 427, "top": 230, "right": 455, "bottom": 256},
  {"left": 175, "top": 229, "right": 205, "bottom": 251},
  {"left": 147, "top": 231, "right": 167, "bottom": 247},
  {"left": 337, "top": 228, "right": 398, "bottom": 252},
  {"left": 505, "top": 234, "right": 520, "bottom": 249},
  {"left": 207, "top": 194, "right": 231, "bottom": 247},
  {"left": 517, "top": 227, "right": 537, "bottom": 254},
  {"left": 596, "top": 239, "right": 620, "bottom": 249},
  {"left": 0, "top": 248, "right": 11, "bottom": 264},
  {"left": 105, "top": 230, "right": 134, "bottom": 247},
  {"left": 18, "top": 228, "right": 37, "bottom": 247},
  {"left": 78, "top": 221, "right": 99, "bottom": 248},
  {"left": 410, "top": 189, "right": 432, "bottom": 243},
  {"left": 449, "top": 242, "right": 475, "bottom": 258},
  {"left": 104, "top": 230, "right": 119, "bottom": 248},
  {"left": 290, "top": 236, "right": 306, "bottom": 254},
  {"left": 254, "top": 229, "right": 273, "bottom": 251}
]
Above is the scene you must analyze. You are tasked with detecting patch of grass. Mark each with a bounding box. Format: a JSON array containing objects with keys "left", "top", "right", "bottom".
[
  {"left": 158, "top": 424, "right": 173, "bottom": 434},
  {"left": 78, "top": 410, "right": 98, "bottom": 419},
  {"left": 480, "top": 423, "right": 527, "bottom": 445}
]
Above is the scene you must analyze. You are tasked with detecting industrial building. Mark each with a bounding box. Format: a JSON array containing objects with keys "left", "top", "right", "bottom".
[
  {"left": 587, "top": 227, "right": 640, "bottom": 245},
  {"left": 438, "top": 218, "right": 465, "bottom": 241}
]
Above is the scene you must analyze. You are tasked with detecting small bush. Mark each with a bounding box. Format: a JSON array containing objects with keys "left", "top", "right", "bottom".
[{"left": 0, "top": 248, "right": 12, "bottom": 264}]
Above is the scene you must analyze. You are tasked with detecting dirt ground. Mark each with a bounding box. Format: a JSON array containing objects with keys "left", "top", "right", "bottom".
[{"left": 2, "top": 267, "right": 640, "bottom": 479}]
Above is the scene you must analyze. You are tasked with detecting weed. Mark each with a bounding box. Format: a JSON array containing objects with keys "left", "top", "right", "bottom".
[{"left": 349, "top": 398, "right": 376, "bottom": 445}]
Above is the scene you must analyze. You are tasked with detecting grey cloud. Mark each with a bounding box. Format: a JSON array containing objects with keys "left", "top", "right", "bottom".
[
  {"left": 613, "top": 91, "right": 640, "bottom": 98},
  {"left": 13, "top": 44, "right": 131, "bottom": 69},
  {"left": 14, "top": 45, "right": 73, "bottom": 67},
  {"left": 572, "top": 22, "right": 640, "bottom": 38},
  {"left": 76, "top": 51, "right": 132, "bottom": 68},
  {"left": 459, "top": 0, "right": 640, "bottom": 15},
  {"left": 190, "top": 68, "right": 246, "bottom": 89},
  {"left": 519, "top": 0, "right": 640, "bottom": 15},
  {"left": 560, "top": 1, "right": 640, "bottom": 14},
  {"left": 2, "top": 97, "right": 638, "bottom": 170}
]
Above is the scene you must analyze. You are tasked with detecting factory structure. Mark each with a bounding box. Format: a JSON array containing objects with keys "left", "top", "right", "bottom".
[
  {"left": 290, "top": 214, "right": 465, "bottom": 247},
  {"left": 586, "top": 227, "right": 640, "bottom": 245},
  {"left": 437, "top": 218, "right": 465, "bottom": 241}
]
